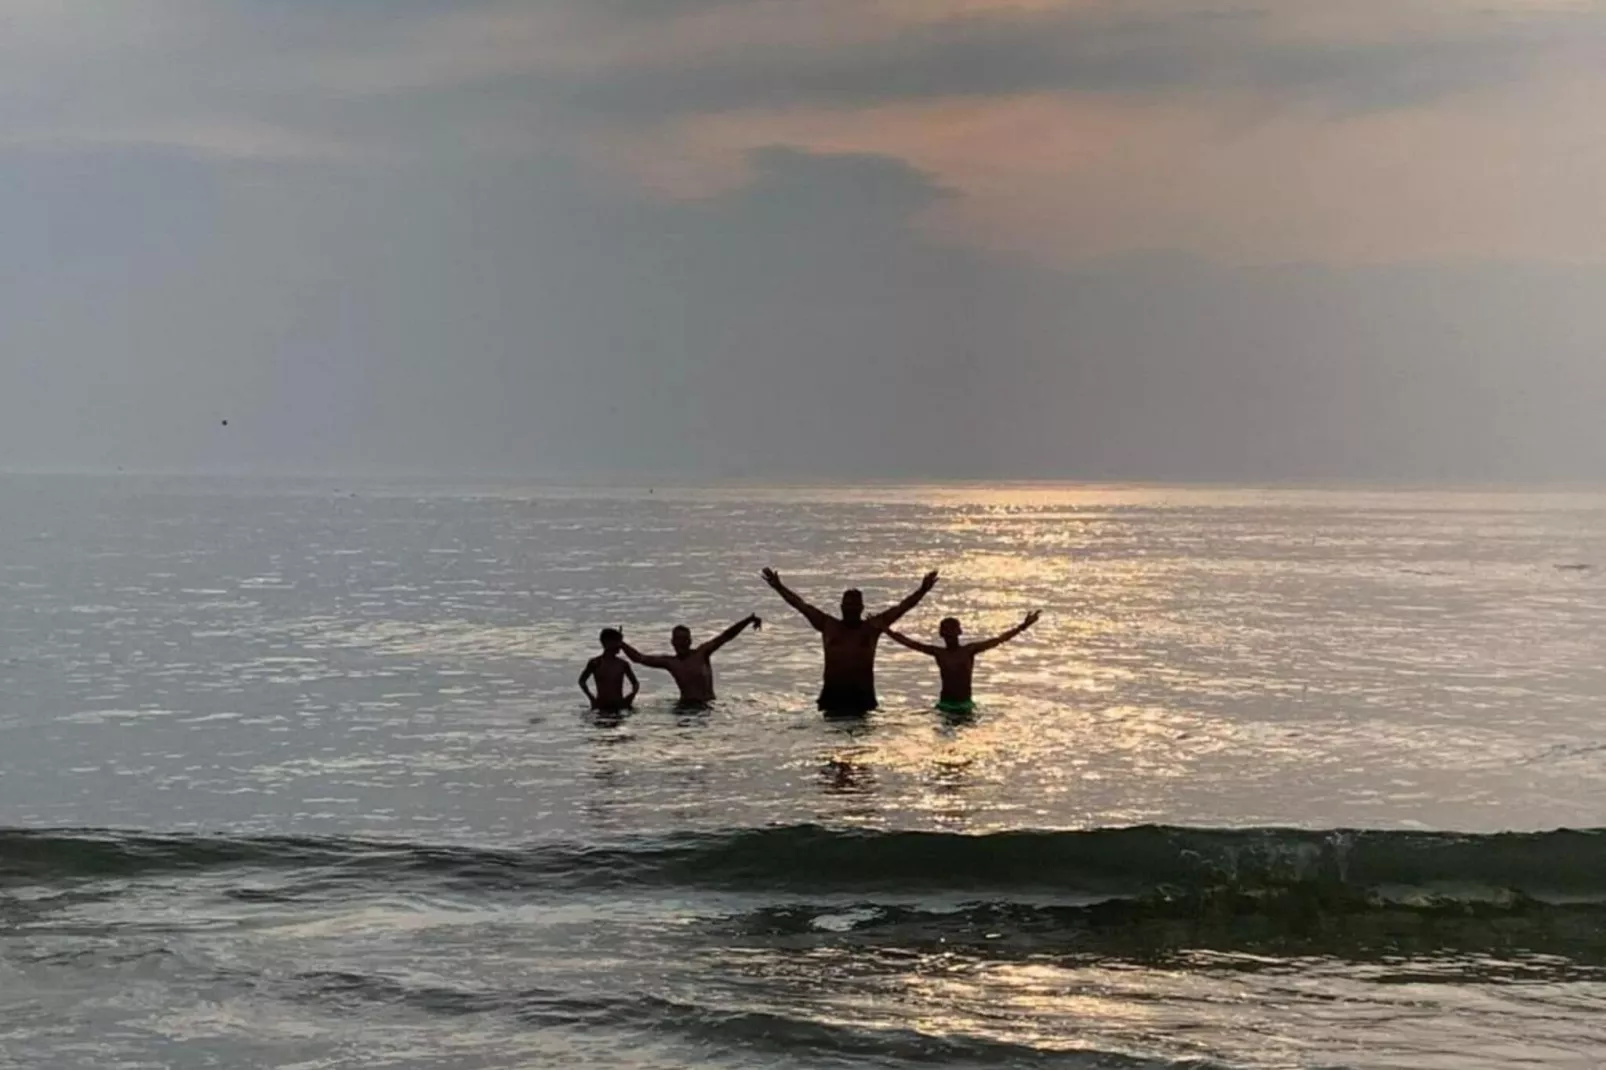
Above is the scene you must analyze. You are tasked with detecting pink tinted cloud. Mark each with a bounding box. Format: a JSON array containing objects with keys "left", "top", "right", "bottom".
[{"left": 586, "top": 56, "right": 1606, "bottom": 264}]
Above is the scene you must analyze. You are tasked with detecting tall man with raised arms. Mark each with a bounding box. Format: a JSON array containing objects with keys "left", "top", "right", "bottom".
[{"left": 761, "top": 567, "right": 939, "bottom": 715}]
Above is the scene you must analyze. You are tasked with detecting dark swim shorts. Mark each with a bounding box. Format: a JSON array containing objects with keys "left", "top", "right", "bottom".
[{"left": 817, "top": 687, "right": 878, "bottom": 716}]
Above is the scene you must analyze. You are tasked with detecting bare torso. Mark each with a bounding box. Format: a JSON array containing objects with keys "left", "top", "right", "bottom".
[
  {"left": 664, "top": 652, "right": 716, "bottom": 703},
  {"left": 932, "top": 646, "right": 980, "bottom": 704},
  {"left": 819, "top": 619, "right": 882, "bottom": 707},
  {"left": 586, "top": 655, "right": 633, "bottom": 709}
]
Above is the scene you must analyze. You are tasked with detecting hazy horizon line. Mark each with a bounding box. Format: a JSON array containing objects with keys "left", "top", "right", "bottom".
[{"left": 5, "top": 463, "right": 1606, "bottom": 496}]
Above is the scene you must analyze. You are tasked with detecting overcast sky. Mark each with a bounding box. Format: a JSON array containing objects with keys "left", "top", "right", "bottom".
[{"left": 2, "top": 0, "right": 1604, "bottom": 482}]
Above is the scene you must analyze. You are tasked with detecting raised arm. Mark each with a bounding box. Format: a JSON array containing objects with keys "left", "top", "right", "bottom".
[
  {"left": 578, "top": 659, "right": 597, "bottom": 704},
  {"left": 871, "top": 570, "right": 939, "bottom": 628},
  {"left": 699, "top": 614, "right": 762, "bottom": 657},
  {"left": 621, "top": 642, "right": 672, "bottom": 670},
  {"left": 761, "top": 569, "right": 834, "bottom": 632},
  {"left": 968, "top": 611, "right": 1041, "bottom": 654},
  {"left": 882, "top": 627, "right": 943, "bottom": 657}
]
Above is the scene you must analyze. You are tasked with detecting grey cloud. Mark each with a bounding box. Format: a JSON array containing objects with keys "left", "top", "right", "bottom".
[
  {"left": 451, "top": 3, "right": 1599, "bottom": 122},
  {"left": 1, "top": 2, "right": 1595, "bottom": 166},
  {"left": 3, "top": 140, "right": 1605, "bottom": 483},
  {"left": 1237, "top": 29, "right": 1539, "bottom": 116},
  {"left": 536, "top": 19, "right": 1209, "bottom": 118},
  {"left": 2, "top": 3, "right": 1604, "bottom": 484}
]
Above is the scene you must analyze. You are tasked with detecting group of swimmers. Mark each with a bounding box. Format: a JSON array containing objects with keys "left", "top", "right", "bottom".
[{"left": 578, "top": 568, "right": 1041, "bottom": 716}]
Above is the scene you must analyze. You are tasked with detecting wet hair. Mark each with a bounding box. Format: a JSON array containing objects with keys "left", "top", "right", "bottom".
[{"left": 599, "top": 628, "right": 623, "bottom": 645}]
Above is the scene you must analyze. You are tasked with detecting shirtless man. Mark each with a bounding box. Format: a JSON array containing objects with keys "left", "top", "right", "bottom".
[
  {"left": 761, "top": 567, "right": 939, "bottom": 715},
  {"left": 883, "top": 611, "right": 1040, "bottom": 712},
  {"left": 621, "top": 614, "right": 762, "bottom": 705},
  {"left": 578, "top": 628, "right": 639, "bottom": 712}
]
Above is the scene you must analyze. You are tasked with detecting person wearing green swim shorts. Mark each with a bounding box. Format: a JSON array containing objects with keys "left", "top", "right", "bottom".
[{"left": 882, "top": 610, "right": 1041, "bottom": 712}]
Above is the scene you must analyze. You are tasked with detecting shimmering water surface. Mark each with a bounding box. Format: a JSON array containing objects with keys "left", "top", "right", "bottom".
[{"left": 3, "top": 474, "right": 1605, "bottom": 1068}]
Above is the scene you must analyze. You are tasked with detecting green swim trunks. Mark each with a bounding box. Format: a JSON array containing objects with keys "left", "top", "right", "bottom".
[{"left": 935, "top": 699, "right": 976, "bottom": 715}]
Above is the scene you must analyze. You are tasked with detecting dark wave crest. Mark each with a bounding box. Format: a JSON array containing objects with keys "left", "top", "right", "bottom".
[
  {"left": 4, "top": 823, "right": 1605, "bottom": 908},
  {"left": 279, "top": 969, "right": 1220, "bottom": 1068}
]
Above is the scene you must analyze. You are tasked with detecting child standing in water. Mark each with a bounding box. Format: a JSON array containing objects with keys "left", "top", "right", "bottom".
[
  {"left": 882, "top": 611, "right": 1040, "bottom": 713},
  {"left": 579, "top": 628, "right": 639, "bottom": 712},
  {"left": 621, "top": 614, "right": 762, "bottom": 706}
]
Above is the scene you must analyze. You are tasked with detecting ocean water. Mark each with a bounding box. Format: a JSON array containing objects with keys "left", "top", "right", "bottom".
[{"left": 2, "top": 474, "right": 1606, "bottom": 1069}]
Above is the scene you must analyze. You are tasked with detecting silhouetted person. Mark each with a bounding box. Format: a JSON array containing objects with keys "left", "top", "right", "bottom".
[
  {"left": 762, "top": 567, "right": 938, "bottom": 715},
  {"left": 621, "top": 615, "right": 762, "bottom": 705},
  {"left": 883, "top": 611, "right": 1040, "bottom": 712},
  {"left": 579, "top": 628, "right": 639, "bottom": 712}
]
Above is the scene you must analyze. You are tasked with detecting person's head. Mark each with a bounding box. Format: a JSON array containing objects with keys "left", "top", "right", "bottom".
[
  {"left": 840, "top": 588, "right": 865, "bottom": 622},
  {"left": 670, "top": 625, "right": 693, "bottom": 654},
  {"left": 939, "top": 617, "right": 962, "bottom": 645},
  {"left": 598, "top": 627, "right": 623, "bottom": 654}
]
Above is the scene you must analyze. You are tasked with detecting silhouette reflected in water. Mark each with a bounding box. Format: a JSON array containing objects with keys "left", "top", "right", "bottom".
[
  {"left": 584, "top": 708, "right": 632, "bottom": 734},
  {"left": 578, "top": 706, "right": 635, "bottom": 832},
  {"left": 819, "top": 753, "right": 877, "bottom": 797},
  {"left": 672, "top": 701, "right": 714, "bottom": 727}
]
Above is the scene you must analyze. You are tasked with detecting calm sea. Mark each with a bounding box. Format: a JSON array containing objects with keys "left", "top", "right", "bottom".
[{"left": 2, "top": 474, "right": 1605, "bottom": 1068}]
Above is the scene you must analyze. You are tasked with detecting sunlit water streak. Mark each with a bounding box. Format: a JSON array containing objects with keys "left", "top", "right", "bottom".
[{"left": 2, "top": 474, "right": 1605, "bottom": 1068}]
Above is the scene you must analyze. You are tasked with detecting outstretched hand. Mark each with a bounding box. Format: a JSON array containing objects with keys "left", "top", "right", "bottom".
[
  {"left": 919, "top": 569, "right": 940, "bottom": 591},
  {"left": 761, "top": 568, "right": 783, "bottom": 590},
  {"left": 1022, "top": 610, "right": 1041, "bottom": 628},
  {"left": 750, "top": 614, "right": 763, "bottom": 631}
]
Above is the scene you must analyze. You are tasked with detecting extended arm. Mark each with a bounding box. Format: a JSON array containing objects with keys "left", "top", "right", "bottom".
[
  {"left": 699, "top": 614, "right": 762, "bottom": 657},
  {"left": 621, "top": 642, "right": 672, "bottom": 670},
  {"left": 871, "top": 570, "right": 940, "bottom": 628},
  {"left": 969, "top": 611, "right": 1042, "bottom": 654},
  {"left": 882, "top": 627, "right": 943, "bottom": 657},
  {"left": 578, "top": 661, "right": 597, "bottom": 704},
  {"left": 761, "top": 569, "right": 833, "bottom": 632}
]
